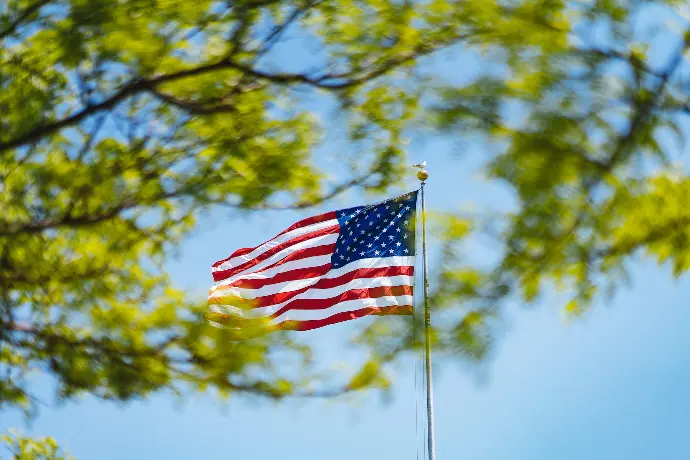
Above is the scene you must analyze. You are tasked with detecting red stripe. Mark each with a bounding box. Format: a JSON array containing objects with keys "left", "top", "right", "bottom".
[
  {"left": 277, "top": 211, "right": 336, "bottom": 237},
  {"left": 212, "top": 211, "right": 336, "bottom": 268},
  {"left": 210, "top": 265, "right": 415, "bottom": 305},
  {"left": 212, "top": 224, "right": 340, "bottom": 282},
  {"left": 291, "top": 305, "right": 413, "bottom": 331}
]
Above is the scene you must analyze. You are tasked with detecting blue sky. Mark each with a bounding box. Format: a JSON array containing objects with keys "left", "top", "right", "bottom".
[{"left": 4, "top": 5, "right": 690, "bottom": 459}]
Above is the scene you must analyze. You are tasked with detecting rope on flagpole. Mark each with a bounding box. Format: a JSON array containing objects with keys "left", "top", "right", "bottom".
[{"left": 414, "top": 162, "right": 436, "bottom": 460}]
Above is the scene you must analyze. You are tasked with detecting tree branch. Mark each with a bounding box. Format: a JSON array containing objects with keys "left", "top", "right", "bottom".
[
  {"left": 0, "top": 29, "right": 475, "bottom": 155},
  {"left": 0, "top": 0, "right": 51, "bottom": 41},
  {"left": 148, "top": 88, "right": 239, "bottom": 115}
]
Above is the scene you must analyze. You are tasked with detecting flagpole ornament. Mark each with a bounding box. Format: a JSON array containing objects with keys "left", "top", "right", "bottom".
[{"left": 413, "top": 161, "right": 428, "bottom": 182}]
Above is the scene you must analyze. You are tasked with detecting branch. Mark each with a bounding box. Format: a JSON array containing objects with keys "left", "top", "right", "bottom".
[
  {"left": 583, "top": 47, "right": 664, "bottom": 79},
  {"left": 0, "top": 28, "right": 476, "bottom": 154},
  {"left": 0, "top": 188, "right": 177, "bottom": 237},
  {"left": 600, "top": 29, "right": 690, "bottom": 172},
  {"left": 1, "top": 319, "right": 362, "bottom": 400},
  {"left": 0, "top": 0, "right": 51, "bottom": 41},
  {"left": 148, "top": 88, "right": 238, "bottom": 115},
  {"left": 0, "top": 78, "right": 151, "bottom": 154}
]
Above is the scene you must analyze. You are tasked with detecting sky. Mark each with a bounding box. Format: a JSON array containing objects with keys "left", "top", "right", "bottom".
[{"left": 3, "top": 5, "right": 690, "bottom": 460}]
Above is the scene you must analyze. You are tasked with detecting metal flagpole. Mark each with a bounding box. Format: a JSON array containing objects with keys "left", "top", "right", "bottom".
[{"left": 414, "top": 161, "right": 436, "bottom": 460}]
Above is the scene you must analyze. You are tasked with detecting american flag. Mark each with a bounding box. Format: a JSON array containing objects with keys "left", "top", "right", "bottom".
[{"left": 206, "top": 191, "right": 418, "bottom": 337}]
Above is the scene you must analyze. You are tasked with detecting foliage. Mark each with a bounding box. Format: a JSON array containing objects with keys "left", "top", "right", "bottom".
[
  {"left": 0, "top": 0, "right": 505, "bottom": 453},
  {"left": 1, "top": 431, "right": 73, "bottom": 460},
  {"left": 397, "top": 0, "right": 690, "bottom": 360}
]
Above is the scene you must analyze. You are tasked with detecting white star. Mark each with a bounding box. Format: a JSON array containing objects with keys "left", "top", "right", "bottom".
[
  {"left": 396, "top": 228, "right": 401, "bottom": 232},
  {"left": 347, "top": 257, "right": 351, "bottom": 261},
  {"left": 399, "top": 203, "right": 404, "bottom": 207},
  {"left": 384, "top": 219, "right": 389, "bottom": 223},
  {"left": 340, "top": 255, "right": 345, "bottom": 259},
  {"left": 335, "top": 248, "right": 339, "bottom": 253},
  {"left": 376, "top": 214, "right": 381, "bottom": 218},
  {"left": 389, "top": 249, "right": 394, "bottom": 254},
  {"left": 369, "top": 221, "right": 374, "bottom": 226},
  {"left": 356, "top": 223, "right": 361, "bottom": 227},
  {"left": 396, "top": 242, "right": 401, "bottom": 247},
  {"left": 389, "top": 235, "right": 394, "bottom": 240},
  {"left": 353, "top": 238, "right": 358, "bottom": 242},
  {"left": 374, "top": 236, "right": 379, "bottom": 240},
  {"left": 404, "top": 248, "right": 409, "bottom": 253},
  {"left": 405, "top": 206, "right": 411, "bottom": 210},
  {"left": 360, "top": 251, "right": 365, "bottom": 256},
  {"left": 382, "top": 243, "right": 386, "bottom": 247},
  {"left": 346, "top": 246, "right": 351, "bottom": 251},
  {"left": 382, "top": 228, "right": 387, "bottom": 233},
  {"left": 361, "top": 230, "right": 365, "bottom": 234},
  {"left": 375, "top": 250, "right": 380, "bottom": 255},
  {"left": 349, "top": 231, "right": 353, "bottom": 236},
  {"left": 404, "top": 220, "right": 409, "bottom": 225},
  {"left": 403, "top": 234, "right": 408, "bottom": 239},
  {"left": 385, "top": 205, "right": 389, "bottom": 209},
  {"left": 367, "top": 243, "right": 373, "bottom": 248}
]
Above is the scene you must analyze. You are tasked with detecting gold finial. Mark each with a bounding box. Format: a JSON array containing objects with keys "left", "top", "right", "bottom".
[{"left": 413, "top": 161, "right": 428, "bottom": 182}]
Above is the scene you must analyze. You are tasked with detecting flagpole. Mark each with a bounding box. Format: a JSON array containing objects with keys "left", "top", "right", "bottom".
[{"left": 415, "top": 163, "right": 436, "bottom": 460}]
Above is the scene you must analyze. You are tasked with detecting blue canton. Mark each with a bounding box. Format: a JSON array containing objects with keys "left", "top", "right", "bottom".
[{"left": 331, "top": 191, "right": 417, "bottom": 268}]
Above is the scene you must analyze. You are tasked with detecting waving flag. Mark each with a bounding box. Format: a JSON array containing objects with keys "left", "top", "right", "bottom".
[{"left": 206, "top": 191, "right": 418, "bottom": 337}]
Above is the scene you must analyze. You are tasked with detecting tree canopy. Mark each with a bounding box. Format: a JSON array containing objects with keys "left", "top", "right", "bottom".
[{"left": 2, "top": 0, "right": 690, "bottom": 456}]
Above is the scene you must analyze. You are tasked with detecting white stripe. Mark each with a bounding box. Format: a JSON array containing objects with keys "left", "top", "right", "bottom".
[
  {"left": 214, "top": 232, "right": 339, "bottom": 282},
  {"left": 210, "top": 256, "right": 415, "bottom": 298},
  {"left": 211, "top": 275, "right": 414, "bottom": 317},
  {"left": 212, "top": 218, "right": 338, "bottom": 272}
]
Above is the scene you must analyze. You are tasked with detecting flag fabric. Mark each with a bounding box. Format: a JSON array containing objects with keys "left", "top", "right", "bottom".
[{"left": 206, "top": 191, "right": 418, "bottom": 337}]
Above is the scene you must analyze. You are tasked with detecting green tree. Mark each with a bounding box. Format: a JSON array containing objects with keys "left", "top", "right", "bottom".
[
  {"left": 398, "top": 0, "right": 690, "bottom": 362},
  {"left": 0, "top": 0, "right": 515, "bottom": 453},
  {"left": 4, "top": 0, "right": 690, "bottom": 455}
]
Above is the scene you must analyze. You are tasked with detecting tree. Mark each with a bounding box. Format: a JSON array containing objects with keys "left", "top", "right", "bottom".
[
  {"left": 4, "top": 0, "right": 689, "bottom": 455},
  {"left": 0, "top": 0, "right": 522, "bottom": 453},
  {"left": 393, "top": 0, "right": 690, "bottom": 362}
]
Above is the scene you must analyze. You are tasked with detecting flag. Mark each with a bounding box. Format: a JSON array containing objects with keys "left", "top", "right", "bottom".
[{"left": 206, "top": 191, "right": 418, "bottom": 337}]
